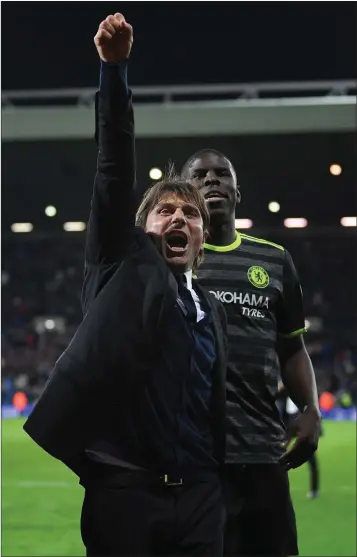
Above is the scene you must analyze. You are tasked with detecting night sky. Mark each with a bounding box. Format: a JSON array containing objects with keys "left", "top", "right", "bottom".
[{"left": 2, "top": 1, "right": 356, "bottom": 90}]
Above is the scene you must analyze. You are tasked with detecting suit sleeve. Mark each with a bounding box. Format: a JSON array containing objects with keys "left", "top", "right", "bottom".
[
  {"left": 82, "top": 60, "right": 137, "bottom": 313},
  {"left": 85, "top": 60, "right": 137, "bottom": 266},
  {"left": 277, "top": 250, "right": 307, "bottom": 338}
]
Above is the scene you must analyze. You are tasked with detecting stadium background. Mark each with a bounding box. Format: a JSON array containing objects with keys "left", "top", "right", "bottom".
[{"left": 1, "top": 2, "right": 356, "bottom": 556}]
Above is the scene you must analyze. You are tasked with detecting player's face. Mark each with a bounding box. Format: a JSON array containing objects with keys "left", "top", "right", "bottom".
[
  {"left": 145, "top": 193, "right": 205, "bottom": 274},
  {"left": 186, "top": 153, "right": 239, "bottom": 222}
]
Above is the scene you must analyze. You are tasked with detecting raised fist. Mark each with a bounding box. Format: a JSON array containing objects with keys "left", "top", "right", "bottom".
[{"left": 94, "top": 13, "right": 133, "bottom": 63}]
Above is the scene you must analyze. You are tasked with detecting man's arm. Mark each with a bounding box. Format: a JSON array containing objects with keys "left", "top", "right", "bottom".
[
  {"left": 276, "top": 250, "right": 321, "bottom": 470},
  {"left": 86, "top": 59, "right": 136, "bottom": 265},
  {"left": 86, "top": 13, "right": 135, "bottom": 267},
  {"left": 83, "top": 13, "right": 136, "bottom": 311},
  {"left": 277, "top": 335, "right": 319, "bottom": 413}
]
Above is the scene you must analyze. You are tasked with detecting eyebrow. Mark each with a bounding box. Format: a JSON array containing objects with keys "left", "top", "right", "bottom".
[{"left": 156, "top": 201, "right": 200, "bottom": 212}]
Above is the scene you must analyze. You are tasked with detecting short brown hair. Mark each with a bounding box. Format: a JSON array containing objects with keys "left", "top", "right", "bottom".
[{"left": 136, "top": 176, "right": 210, "bottom": 269}]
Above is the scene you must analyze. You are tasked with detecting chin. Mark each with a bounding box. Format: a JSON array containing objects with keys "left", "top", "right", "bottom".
[
  {"left": 165, "top": 255, "right": 190, "bottom": 274},
  {"left": 208, "top": 207, "right": 230, "bottom": 222}
]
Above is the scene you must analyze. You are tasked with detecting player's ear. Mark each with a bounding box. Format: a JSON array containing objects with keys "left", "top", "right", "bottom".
[{"left": 236, "top": 187, "right": 241, "bottom": 204}]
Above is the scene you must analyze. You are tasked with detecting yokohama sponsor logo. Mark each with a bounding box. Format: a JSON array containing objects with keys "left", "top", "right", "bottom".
[{"left": 210, "top": 291, "right": 269, "bottom": 308}]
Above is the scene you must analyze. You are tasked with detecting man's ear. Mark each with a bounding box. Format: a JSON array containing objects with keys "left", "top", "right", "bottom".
[
  {"left": 203, "top": 230, "right": 209, "bottom": 243},
  {"left": 236, "top": 186, "right": 242, "bottom": 204}
]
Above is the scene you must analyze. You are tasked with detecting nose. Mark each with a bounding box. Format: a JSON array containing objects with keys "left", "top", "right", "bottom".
[
  {"left": 171, "top": 208, "right": 186, "bottom": 223},
  {"left": 204, "top": 170, "right": 220, "bottom": 186}
]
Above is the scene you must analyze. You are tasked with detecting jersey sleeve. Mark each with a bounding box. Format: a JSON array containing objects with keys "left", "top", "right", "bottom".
[{"left": 277, "top": 250, "right": 307, "bottom": 338}]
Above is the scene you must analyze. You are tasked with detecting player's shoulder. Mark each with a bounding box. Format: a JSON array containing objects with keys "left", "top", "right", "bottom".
[
  {"left": 239, "top": 232, "right": 286, "bottom": 253},
  {"left": 203, "top": 231, "right": 290, "bottom": 262}
]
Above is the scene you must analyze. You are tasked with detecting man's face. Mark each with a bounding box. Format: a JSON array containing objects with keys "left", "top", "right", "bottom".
[
  {"left": 186, "top": 152, "right": 239, "bottom": 221},
  {"left": 145, "top": 193, "right": 205, "bottom": 274}
]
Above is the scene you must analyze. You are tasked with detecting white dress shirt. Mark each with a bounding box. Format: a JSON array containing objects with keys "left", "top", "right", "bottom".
[{"left": 182, "top": 270, "right": 206, "bottom": 323}]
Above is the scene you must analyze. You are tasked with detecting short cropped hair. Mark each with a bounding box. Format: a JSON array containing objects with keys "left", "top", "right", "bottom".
[
  {"left": 181, "top": 148, "right": 237, "bottom": 182},
  {"left": 136, "top": 175, "right": 210, "bottom": 270}
]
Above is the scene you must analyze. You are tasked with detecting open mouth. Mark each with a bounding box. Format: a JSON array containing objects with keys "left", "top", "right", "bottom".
[
  {"left": 204, "top": 190, "right": 227, "bottom": 202},
  {"left": 165, "top": 230, "right": 188, "bottom": 253}
]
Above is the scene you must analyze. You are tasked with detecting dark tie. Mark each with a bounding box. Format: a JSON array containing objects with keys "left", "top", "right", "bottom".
[{"left": 177, "top": 275, "right": 197, "bottom": 324}]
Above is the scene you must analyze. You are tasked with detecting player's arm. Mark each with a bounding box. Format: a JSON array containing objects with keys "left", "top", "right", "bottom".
[
  {"left": 276, "top": 250, "right": 321, "bottom": 469},
  {"left": 277, "top": 335, "right": 319, "bottom": 413},
  {"left": 276, "top": 250, "right": 319, "bottom": 413}
]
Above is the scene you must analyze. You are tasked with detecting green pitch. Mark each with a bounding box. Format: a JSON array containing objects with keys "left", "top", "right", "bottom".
[{"left": 2, "top": 419, "right": 356, "bottom": 556}]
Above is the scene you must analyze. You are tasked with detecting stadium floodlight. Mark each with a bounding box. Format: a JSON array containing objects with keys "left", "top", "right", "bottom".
[
  {"left": 45, "top": 205, "right": 57, "bottom": 217},
  {"left": 63, "top": 221, "right": 86, "bottom": 232},
  {"left": 44, "top": 319, "right": 55, "bottom": 330},
  {"left": 340, "top": 216, "right": 357, "bottom": 227},
  {"left": 11, "top": 222, "right": 33, "bottom": 233},
  {"left": 149, "top": 167, "right": 163, "bottom": 180},
  {"left": 268, "top": 201, "right": 280, "bottom": 213},
  {"left": 284, "top": 218, "right": 308, "bottom": 228},
  {"left": 235, "top": 219, "right": 253, "bottom": 229},
  {"left": 329, "top": 164, "right": 342, "bottom": 176}
]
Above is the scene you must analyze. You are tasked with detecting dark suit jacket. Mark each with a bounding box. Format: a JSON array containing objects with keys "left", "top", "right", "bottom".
[{"left": 23, "top": 64, "right": 227, "bottom": 476}]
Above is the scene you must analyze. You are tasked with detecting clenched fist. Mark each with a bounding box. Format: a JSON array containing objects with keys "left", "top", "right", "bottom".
[{"left": 94, "top": 13, "right": 133, "bottom": 63}]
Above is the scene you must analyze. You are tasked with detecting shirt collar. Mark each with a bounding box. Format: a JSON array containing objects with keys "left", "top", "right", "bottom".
[{"left": 184, "top": 270, "right": 193, "bottom": 289}]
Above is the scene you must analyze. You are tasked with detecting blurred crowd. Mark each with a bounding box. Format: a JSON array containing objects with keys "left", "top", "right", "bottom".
[{"left": 2, "top": 234, "right": 357, "bottom": 405}]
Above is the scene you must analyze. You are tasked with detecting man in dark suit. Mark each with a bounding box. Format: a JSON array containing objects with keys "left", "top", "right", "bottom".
[{"left": 24, "top": 12, "right": 227, "bottom": 557}]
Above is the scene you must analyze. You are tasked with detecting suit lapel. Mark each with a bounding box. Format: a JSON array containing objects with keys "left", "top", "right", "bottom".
[
  {"left": 194, "top": 282, "right": 226, "bottom": 464},
  {"left": 195, "top": 283, "right": 226, "bottom": 381}
]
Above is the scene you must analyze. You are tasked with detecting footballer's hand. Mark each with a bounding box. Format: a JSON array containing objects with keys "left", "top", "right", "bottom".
[
  {"left": 279, "top": 406, "right": 321, "bottom": 471},
  {"left": 94, "top": 13, "right": 133, "bottom": 63}
]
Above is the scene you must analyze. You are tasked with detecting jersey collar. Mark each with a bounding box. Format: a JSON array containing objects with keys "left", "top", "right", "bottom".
[{"left": 204, "top": 230, "right": 241, "bottom": 252}]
